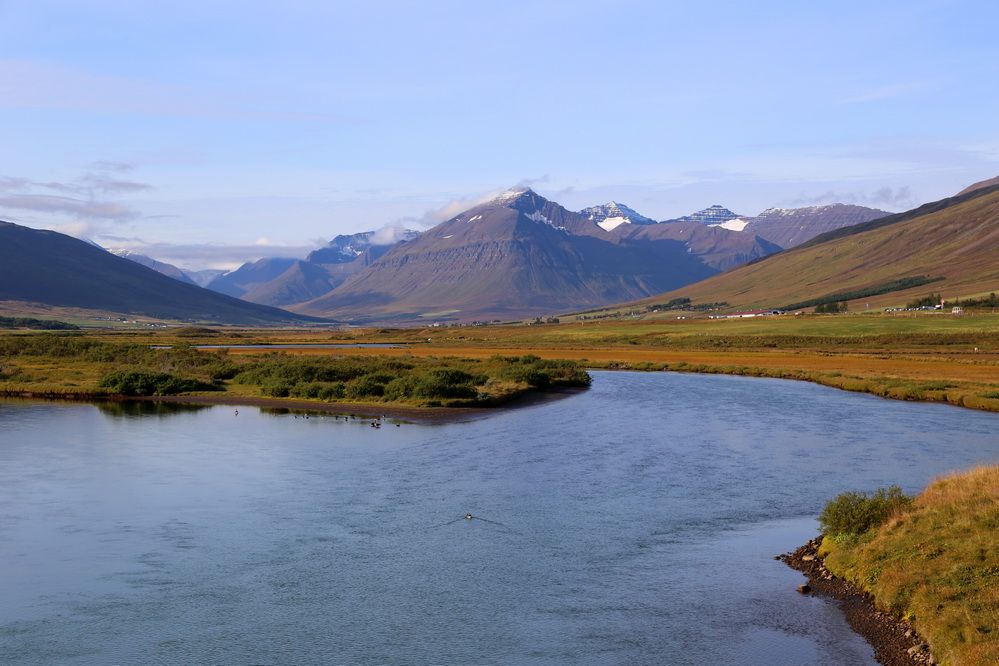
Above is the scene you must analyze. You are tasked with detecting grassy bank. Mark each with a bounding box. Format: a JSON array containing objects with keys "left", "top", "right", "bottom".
[
  {"left": 819, "top": 467, "right": 999, "bottom": 665},
  {"left": 0, "top": 334, "right": 590, "bottom": 409}
]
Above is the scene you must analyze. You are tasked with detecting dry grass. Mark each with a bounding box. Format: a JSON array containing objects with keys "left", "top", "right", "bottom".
[{"left": 821, "top": 466, "right": 999, "bottom": 665}]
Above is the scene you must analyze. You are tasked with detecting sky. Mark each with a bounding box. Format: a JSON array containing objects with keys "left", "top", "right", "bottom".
[{"left": 1, "top": 0, "right": 997, "bottom": 269}]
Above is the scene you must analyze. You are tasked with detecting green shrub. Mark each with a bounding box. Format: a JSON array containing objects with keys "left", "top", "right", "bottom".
[
  {"left": 98, "top": 371, "right": 215, "bottom": 396},
  {"left": 383, "top": 376, "right": 418, "bottom": 401},
  {"left": 290, "top": 381, "right": 346, "bottom": 401},
  {"left": 413, "top": 368, "right": 481, "bottom": 399},
  {"left": 819, "top": 485, "right": 913, "bottom": 537},
  {"left": 346, "top": 373, "right": 390, "bottom": 398}
]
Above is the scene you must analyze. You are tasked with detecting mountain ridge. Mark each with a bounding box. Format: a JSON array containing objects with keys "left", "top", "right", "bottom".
[{"left": 0, "top": 221, "right": 317, "bottom": 324}]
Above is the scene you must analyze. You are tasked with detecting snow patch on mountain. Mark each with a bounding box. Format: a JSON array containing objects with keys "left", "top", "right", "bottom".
[
  {"left": 709, "top": 218, "right": 749, "bottom": 232},
  {"left": 597, "top": 216, "right": 630, "bottom": 231},
  {"left": 581, "top": 201, "right": 657, "bottom": 230}
]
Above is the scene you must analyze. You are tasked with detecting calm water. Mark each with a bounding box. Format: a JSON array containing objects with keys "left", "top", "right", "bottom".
[{"left": 2, "top": 372, "right": 998, "bottom": 665}]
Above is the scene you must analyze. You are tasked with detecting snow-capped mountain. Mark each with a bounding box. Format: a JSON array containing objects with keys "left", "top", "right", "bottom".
[
  {"left": 663, "top": 205, "right": 742, "bottom": 225},
  {"left": 659, "top": 203, "right": 889, "bottom": 248},
  {"left": 743, "top": 204, "right": 888, "bottom": 248},
  {"left": 293, "top": 188, "right": 776, "bottom": 322},
  {"left": 580, "top": 202, "right": 657, "bottom": 231}
]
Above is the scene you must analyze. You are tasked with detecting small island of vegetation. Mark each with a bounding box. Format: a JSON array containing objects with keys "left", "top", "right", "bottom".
[{"left": 0, "top": 333, "right": 590, "bottom": 412}]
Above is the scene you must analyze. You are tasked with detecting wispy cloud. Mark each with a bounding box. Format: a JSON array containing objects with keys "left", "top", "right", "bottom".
[
  {"left": 0, "top": 194, "right": 139, "bottom": 221},
  {"left": 791, "top": 185, "right": 916, "bottom": 209},
  {"left": 97, "top": 236, "right": 322, "bottom": 271},
  {"left": 0, "top": 163, "right": 153, "bottom": 223},
  {"left": 838, "top": 80, "right": 937, "bottom": 105}
]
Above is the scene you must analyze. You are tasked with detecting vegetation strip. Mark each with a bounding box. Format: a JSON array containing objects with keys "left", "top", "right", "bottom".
[
  {"left": 781, "top": 276, "right": 944, "bottom": 311},
  {"left": 0, "top": 333, "right": 591, "bottom": 410}
]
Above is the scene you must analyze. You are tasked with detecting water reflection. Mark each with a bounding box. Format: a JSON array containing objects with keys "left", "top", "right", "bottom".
[{"left": 95, "top": 400, "right": 211, "bottom": 419}]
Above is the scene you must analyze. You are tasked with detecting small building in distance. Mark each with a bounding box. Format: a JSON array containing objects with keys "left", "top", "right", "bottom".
[{"left": 711, "top": 309, "right": 785, "bottom": 319}]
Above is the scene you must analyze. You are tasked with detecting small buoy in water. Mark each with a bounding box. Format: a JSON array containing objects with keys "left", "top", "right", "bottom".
[
  {"left": 234, "top": 409, "right": 238, "bottom": 416},
  {"left": 465, "top": 513, "right": 473, "bottom": 520}
]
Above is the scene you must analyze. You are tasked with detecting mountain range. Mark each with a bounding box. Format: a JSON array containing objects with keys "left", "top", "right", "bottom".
[
  {"left": 100, "top": 189, "right": 890, "bottom": 323},
  {"left": 8, "top": 177, "right": 976, "bottom": 325},
  {"left": 291, "top": 188, "right": 780, "bottom": 322}
]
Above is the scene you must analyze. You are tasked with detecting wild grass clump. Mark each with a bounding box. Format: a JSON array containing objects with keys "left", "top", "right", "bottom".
[
  {"left": 819, "top": 485, "right": 912, "bottom": 538},
  {"left": 820, "top": 466, "right": 999, "bottom": 665}
]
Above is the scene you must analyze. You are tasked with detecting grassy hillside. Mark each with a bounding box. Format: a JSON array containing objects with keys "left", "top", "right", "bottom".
[
  {"left": 820, "top": 466, "right": 999, "bottom": 665},
  {"left": 0, "top": 221, "right": 317, "bottom": 325},
  {"left": 611, "top": 184, "right": 999, "bottom": 313}
]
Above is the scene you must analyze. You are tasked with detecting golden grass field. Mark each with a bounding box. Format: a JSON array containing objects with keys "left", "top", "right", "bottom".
[
  {"left": 3, "top": 311, "right": 998, "bottom": 412},
  {"left": 60, "top": 311, "right": 996, "bottom": 413}
]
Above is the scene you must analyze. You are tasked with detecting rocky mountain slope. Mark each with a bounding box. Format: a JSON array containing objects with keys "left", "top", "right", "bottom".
[{"left": 294, "top": 189, "right": 776, "bottom": 322}]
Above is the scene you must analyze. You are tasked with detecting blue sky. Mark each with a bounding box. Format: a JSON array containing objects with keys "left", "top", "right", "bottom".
[{"left": 1, "top": 0, "right": 997, "bottom": 268}]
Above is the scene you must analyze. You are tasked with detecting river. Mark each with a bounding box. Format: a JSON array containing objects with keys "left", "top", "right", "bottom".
[{"left": 2, "top": 371, "right": 997, "bottom": 665}]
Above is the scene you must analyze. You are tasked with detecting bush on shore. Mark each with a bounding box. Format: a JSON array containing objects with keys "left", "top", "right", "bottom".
[{"left": 819, "top": 485, "right": 912, "bottom": 538}]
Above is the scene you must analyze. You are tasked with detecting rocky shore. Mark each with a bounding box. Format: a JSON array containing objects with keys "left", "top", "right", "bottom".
[{"left": 778, "top": 536, "right": 935, "bottom": 666}]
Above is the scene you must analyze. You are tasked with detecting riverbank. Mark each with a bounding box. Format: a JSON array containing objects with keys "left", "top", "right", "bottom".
[
  {"left": 784, "top": 465, "right": 999, "bottom": 666},
  {"left": 780, "top": 537, "right": 935, "bottom": 665}
]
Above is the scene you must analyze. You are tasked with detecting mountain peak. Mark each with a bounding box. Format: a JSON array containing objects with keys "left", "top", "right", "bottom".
[
  {"left": 664, "top": 205, "right": 741, "bottom": 225},
  {"left": 488, "top": 186, "right": 538, "bottom": 205},
  {"left": 580, "top": 201, "right": 656, "bottom": 230}
]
